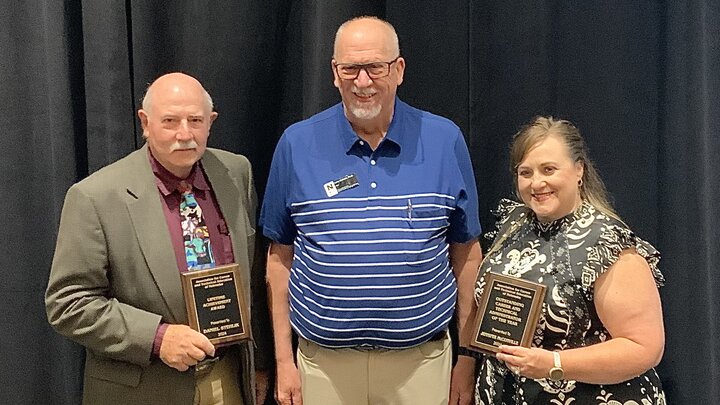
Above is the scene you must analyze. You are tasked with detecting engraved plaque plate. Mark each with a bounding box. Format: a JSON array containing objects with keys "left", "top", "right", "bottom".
[
  {"left": 181, "top": 263, "right": 251, "bottom": 346},
  {"left": 469, "top": 272, "right": 546, "bottom": 354}
]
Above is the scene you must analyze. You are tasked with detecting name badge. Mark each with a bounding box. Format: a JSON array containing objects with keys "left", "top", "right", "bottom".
[{"left": 323, "top": 174, "right": 359, "bottom": 197}]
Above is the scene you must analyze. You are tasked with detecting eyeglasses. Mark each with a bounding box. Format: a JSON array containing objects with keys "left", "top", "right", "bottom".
[{"left": 333, "top": 57, "right": 400, "bottom": 80}]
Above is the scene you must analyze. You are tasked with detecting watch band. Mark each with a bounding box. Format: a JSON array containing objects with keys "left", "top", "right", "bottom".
[
  {"left": 553, "top": 351, "right": 562, "bottom": 368},
  {"left": 549, "top": 350, "right": 565, "bottom": 380}
]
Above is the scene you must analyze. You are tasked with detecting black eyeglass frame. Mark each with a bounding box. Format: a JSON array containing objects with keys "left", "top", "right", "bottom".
[{"left": 333, "top": 56, "right": 401, "bottom": 80}]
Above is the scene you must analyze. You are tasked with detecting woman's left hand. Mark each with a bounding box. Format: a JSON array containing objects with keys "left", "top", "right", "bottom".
[{"left": 495, "top": 345, "right": 555, "bottom": 379}]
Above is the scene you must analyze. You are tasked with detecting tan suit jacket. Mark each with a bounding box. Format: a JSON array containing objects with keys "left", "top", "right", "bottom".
[{"left": 46, "top": 145, "right": 270, "bottom": 405}]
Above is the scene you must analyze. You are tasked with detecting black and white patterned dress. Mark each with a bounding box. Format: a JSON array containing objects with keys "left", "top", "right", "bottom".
[{"left": 474, "top": 199, "right": 666, "bottom": 405}]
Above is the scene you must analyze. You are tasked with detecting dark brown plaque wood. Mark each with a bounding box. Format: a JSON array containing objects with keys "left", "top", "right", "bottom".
[
  {"left": 469, "top": 272, "right": 547, "bottom": 355},
  {"left": 181, "top": 263, "right": 251, "bottom": 346}
]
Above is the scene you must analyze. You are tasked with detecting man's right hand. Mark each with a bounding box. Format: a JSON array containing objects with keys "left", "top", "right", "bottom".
[
  {"left": 159, "top": 324, "right": 215, "bottom": 371},
  {"left": 275, "top": 361, "right": 302, "bottom": 405}
]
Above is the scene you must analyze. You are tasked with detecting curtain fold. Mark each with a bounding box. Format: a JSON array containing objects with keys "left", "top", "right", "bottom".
[
  {"left": 1, "top": 1, "right": 86, "bottom": 404},
  {"left": 657, "top": 1, "right": 720, "bottom": 403}
]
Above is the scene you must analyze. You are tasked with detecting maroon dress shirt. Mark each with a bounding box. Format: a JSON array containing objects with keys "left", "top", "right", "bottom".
[{"left": 148, "top": 150, "right": 235, "bottom": 357}]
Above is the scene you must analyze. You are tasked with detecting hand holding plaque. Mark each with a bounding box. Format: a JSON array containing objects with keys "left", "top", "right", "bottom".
[
  {"left": 469, "top": 272, "right": 546, "bottom": 355},
  {"left": 181, "top": 263, "right": 251, "bottom": 346}
]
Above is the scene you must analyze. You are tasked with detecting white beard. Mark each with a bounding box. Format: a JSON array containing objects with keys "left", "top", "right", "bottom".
[
  {"left": 348, "top": 86, "right": 382, "bottom": 120},
  {"left": 349, "top": 103, "right": 382, "bottom": 120}
]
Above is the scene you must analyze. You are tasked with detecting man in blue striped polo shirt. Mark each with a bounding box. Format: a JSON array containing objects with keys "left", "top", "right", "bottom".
[{"left": 261, "top": 16, "right": 482, "bottom": 405}]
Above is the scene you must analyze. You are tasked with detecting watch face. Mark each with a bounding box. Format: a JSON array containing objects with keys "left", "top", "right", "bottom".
[{"left": 549, "top": 367, "right": 564, "bottom": 380}]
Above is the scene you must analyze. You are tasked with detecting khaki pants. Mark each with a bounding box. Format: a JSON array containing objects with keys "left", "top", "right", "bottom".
[
  {"left": 297, "top": 334, "right": 451, "bottom": 405},
  {"left": 194, "top": 354, "right": 244, "bottom": 405}
]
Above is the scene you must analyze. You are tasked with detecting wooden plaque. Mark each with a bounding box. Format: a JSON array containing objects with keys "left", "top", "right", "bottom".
[
  {"left": 469, "top": 272, "right": 546, "bottom": 354},
  {"left": 181, "top": 263, "right": 251, "bottom": 346}
]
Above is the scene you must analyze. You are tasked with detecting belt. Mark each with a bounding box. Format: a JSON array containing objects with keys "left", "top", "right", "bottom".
[
  {"left": 351, "top": 330, "right": 447, "bottom": 351},
  {"left": 194, "top": 347, "right": 228, "bottom": 377}
]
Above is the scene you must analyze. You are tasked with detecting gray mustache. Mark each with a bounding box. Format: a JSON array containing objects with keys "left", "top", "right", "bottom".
[{"left": 170, "top": 140, "right": 198, "bottom": 151}]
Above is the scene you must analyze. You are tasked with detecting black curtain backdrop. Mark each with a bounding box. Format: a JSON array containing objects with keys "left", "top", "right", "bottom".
[{"left": 2, "top": 1, "right": 718, "bottom": 404}]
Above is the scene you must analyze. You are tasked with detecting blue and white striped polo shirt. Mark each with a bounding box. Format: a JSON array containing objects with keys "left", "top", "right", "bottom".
[{"left": 260, "top": 99, "right": 481, "bottom": 349}]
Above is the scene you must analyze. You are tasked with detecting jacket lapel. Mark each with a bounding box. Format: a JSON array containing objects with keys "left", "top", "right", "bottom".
[
  {"left": 125, "top": 145, "right": 185, "bottom": 323},
  {"left": 202, "top": 151, "right": 252, "bottom": 293},
  {"left": 202, "top": 151, "right": 241, "bottom": 252}
]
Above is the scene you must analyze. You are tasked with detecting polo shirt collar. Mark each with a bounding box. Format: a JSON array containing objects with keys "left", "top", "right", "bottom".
[{"left": 338, "top": 97, "right": 406, "bottom": 153}]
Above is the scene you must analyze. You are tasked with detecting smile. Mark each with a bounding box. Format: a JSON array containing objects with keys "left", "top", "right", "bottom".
[
  {"left": 355, "top": 93, "right": 374, "bottom": 99},
  {"left": 532, "top": 191, "right": 553, "bottom": 201}
]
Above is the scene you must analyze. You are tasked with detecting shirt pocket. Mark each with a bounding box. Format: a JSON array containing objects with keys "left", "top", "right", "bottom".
[
  {"left": 403, "top": 205, "right": 450, "bottom": 265},
  {"left": 406, "top": 205, "right": 450, "bottom": 230}
]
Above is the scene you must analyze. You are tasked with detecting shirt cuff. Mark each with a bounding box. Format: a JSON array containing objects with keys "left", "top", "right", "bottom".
[{"left": 152, "top": 323, "right": 169, "bottom": 358}]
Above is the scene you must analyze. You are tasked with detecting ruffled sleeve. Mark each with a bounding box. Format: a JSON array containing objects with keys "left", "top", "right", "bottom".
[
  {"left": 476, "top": 199, "right": 527, "bottom": 305},
  {"left": 583, "top": 223, "right": 665, "bottom": 288},
  {"left": 484, "top": 198, "right": 525, "bottom": 243}
]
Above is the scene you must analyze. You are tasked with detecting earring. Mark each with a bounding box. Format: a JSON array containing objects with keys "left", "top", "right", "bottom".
[{"left": 578, "top": 178, "right": 583, "bottom": 187}]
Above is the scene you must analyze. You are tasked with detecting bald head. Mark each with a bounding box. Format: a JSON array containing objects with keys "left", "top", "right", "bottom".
[
  {"left": 331, "top": 17, "right": 405, "bottom": 129},
  {"left": 137, "top": 72, "right": 218, "bottom": 178},
  {"left": 333, "top": 17, "right": 399, "bottom": 59},
  {"left": 142, "top": 72, "right": 214, "bottom": 114}
]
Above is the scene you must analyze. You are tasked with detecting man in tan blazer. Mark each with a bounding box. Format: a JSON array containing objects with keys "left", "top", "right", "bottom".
[{"left": 46, "top": 73, "right": 270, "bottom": 405}]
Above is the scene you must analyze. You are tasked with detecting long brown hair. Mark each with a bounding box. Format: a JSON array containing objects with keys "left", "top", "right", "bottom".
[{"left": 510, "top": 116, "right": 622, "bottom": 222}]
